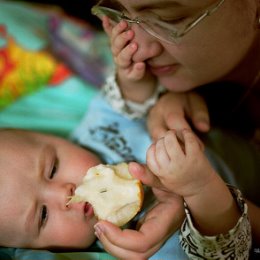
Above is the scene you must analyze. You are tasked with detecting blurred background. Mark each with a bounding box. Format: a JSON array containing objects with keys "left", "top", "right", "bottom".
[{"left": 16, "top": 0, "right": 102, "bottom": 28}]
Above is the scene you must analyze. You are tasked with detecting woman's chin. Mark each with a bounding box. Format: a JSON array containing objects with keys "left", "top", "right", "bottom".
[{"left": 158, "top": 76, "right": 197, "bottom": 92}]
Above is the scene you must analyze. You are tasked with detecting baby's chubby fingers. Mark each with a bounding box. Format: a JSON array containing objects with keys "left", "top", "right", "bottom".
[
  {"left": 110, "top": 21, "right": 134, "bottom": 56},
  {"left": 154, "top": 137, "right": 171, "bottom": 168},
  {"left": 146, "top": 140, "right": 170, "bottom": 179},
  {"left": 146, "top": 144, "right": 160, "bottom": 177},
  {"left": 127, "top": 62, "right": 146, "bottom": 80},
  {"left": 102, "top": 16, "right": 113, "bottom": 36},
  {"left": 164, "top": 130, "right": 186, "bottom": 158},
  {"left": 114, "top": 41, "right": 138, "bottom": 69},
  {"left": 182, "top": 129, "right": 202, "bottom": 155}
]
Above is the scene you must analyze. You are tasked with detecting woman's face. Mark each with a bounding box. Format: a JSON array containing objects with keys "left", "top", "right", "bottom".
[
  {"left": 0, "top": 130, "right": 101, "bottom": 249},
  {"left": 106, "top": 0, "right": 258, "bottom": 91}
]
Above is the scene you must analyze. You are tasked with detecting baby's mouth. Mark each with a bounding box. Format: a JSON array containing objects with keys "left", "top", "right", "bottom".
[{"left": 84, "top": 202, "right": 94, "bottom": 217}]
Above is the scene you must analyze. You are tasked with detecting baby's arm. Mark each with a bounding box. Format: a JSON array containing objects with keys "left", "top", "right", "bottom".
[
  {"left": 101, "top": 17, "right": 166, "bottom": 119},
  {"left": 147, "top": 129, "right": 240, "bottom": 234},
  {"left": 146, "top": 129, "right": 252, "bottom": 258}
]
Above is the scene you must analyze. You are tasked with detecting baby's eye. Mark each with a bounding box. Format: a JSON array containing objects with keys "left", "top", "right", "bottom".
[
  {"left": 39, "top": 205, "right": 48, "bottom": 228},
  {"left": 49, "top": 158, "right": 59, "bottom": 179}
]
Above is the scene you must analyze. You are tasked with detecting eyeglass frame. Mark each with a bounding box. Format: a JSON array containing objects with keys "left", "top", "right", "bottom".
[{"left": 91, "top": 0, "right": 226, "bottom": 44}]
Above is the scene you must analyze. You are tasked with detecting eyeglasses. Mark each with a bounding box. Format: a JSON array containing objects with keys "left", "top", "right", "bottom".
[{"left": 91, "top": 0, "right": 225, "bottom": 44}]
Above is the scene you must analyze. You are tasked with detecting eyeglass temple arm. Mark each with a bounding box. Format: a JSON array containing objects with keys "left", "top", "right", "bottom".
[{"left": 179, "top": 0, "right": 225, "bottom": 37}]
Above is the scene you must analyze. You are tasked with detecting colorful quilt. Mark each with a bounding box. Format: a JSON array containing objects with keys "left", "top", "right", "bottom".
[{"left": 0, "top": 0, "right": 112, "bottom": 138}]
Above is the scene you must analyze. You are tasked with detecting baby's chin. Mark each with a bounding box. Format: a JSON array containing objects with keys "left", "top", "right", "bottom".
[
  {"left": 43, "top": 237, "right": 97, "bottom": 251},
  {"left": 76, "top": 236, "right": 97, "bottom": 249}
]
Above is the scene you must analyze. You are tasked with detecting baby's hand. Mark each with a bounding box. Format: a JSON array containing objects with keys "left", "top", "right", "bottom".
[
  {"left": 102, "top": 16, "right": 156, "bottom": 102},
  {"left": 146, "top": 129, "right": 216, "bottom": 198},
  {"left": 103, "top": 16, "right": 146, "bottom": 81}
]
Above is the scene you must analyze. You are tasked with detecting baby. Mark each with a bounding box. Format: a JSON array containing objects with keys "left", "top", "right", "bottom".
[
  {"left": 0, "top": 117, "right": 251, "bottom": 260},
  {"left": 0, "top": 129, "right": 101, "bottom": 249},
  {"left": 0, "top": 128, "right": 187, "bottom": 259}
]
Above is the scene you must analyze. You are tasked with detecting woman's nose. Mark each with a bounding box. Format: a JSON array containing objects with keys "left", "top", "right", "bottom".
[{"left": 130, "top": 23, "right": 163, "bottom": 62}]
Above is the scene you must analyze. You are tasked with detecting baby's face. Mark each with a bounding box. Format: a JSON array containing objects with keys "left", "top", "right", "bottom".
[{"left": 0, "top": 130, "right": 101, "bottom": 249}]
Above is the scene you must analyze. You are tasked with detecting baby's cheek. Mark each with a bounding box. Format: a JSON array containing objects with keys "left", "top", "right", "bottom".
[
  {"left": 75, "top": 222, "right": 97, "bottom": 248},
  {"left": 59, "top": 221, "right": 96, "bottom": 248},
  {"left": 69, "top": 154, "right": 101, "bottom": 182},
  {"left": 45, "top": 212, "right": 97, "bottom": 248}
]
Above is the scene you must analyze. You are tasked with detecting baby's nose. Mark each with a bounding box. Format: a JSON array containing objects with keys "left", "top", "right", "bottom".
[
  {"left": 62, "top": 183, "right": 76, "bottom": 209},
  {"left": 64, "top": 183, "right": 85, "bottom": 211}
]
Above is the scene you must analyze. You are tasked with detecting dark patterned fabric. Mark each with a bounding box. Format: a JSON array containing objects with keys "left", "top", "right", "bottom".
[{"left": 180, "top": 186, "right": 251, "bottom": 259}]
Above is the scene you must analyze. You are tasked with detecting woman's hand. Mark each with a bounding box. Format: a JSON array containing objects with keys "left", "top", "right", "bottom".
[
  {"left": 148, "top": 91, "right": 210, "bottom": 140},
  {"left": 94, "top": 162, "right": 185, "bottom": 259}
]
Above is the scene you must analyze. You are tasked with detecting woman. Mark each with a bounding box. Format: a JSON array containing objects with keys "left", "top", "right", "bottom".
[{"left": 91, "top": 0, "right": 260, "bottom": 255}]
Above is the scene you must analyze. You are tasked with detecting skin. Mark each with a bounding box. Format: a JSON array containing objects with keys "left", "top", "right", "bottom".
[
  {"left": 146, "top": 129, "right": 241, "bottom": 235},
  {"left": 94, "top": 0, "right": 259, "bottom": 254},
  {"left": 95, "top": 130, "right": 244, "bottom": 258},
  {"left": 103, "top": 0, "right": 259, "bottom": 92},
  {"left": 0, "top": 129, "right": 185, "bottom": 259},
  {"left": 102, "top": 0, "right": 259, "bottom": 138},
  {"left": 141, "top": 0, "right": 259, "bottom": 140},
  {"left": 0, "top": 129, "right": 101, "bottom": 249}
]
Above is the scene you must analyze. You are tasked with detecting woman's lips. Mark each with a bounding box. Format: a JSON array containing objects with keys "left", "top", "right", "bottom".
[
  {"left": 149, "top": 64, "right": 178, "bottom": 76},
  {"left": 84, "top": 202, "right": 94, "bottom": 217}
]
